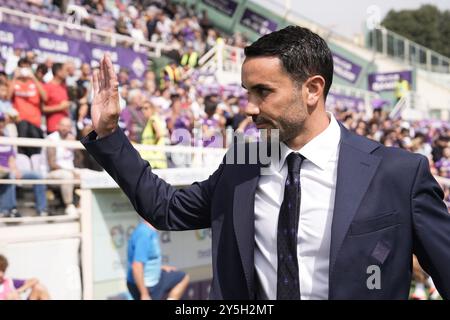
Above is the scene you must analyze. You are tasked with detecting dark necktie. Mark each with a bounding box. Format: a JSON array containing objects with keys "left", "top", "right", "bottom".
[{"left": 277, "top": 152, "right": 305, "bottom": 300}]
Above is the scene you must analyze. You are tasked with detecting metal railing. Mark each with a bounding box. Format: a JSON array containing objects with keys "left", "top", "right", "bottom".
[
  {"left": 366, "top": 26, "right": 450, "bottom": 73},
  {"left": 0, "top": 6, "right": 169, "bottom": 57}
]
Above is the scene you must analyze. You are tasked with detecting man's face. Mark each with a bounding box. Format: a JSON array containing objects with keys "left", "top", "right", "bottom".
[
  {"left": 119, "top": 71, "right": 128, "bottom": 84},
  {"left": 58, "top": 119, "right": 72, "bottom": 138},
  {"left": 57, "top": 67, "right": 68, "bottom": 81},
  {"left": 81, "top": 64, "right": 91, "bottom": 77},
  {"left": 241, "top": 56, "right": 308, "bottom": 143},
  {"left": 65, "top": 63, "right": 75, "bottom": 76}
]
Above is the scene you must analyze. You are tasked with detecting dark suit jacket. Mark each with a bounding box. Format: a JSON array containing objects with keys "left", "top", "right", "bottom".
[{"left": 82, "top": 123, "right": 450, "bottom": 299}]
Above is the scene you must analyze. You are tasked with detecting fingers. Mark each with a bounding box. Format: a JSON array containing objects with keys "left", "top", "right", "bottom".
[
  {"left": 103, "top": 54, "right": 110, "bottom": 90},
  {"left": 92, "top": 69, "right": 99, "bottom": 94},
  {"left": 99, "top": 55, "right": 106, "bottom": 90},
  {"left": 105, "top": 53, "right": 118, "bottom": 90}
]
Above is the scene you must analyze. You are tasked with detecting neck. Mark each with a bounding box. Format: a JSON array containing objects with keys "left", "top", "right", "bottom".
[
  {"left": 53, "top": 77, "right": 62, "bottom": 84},
  {"left": 285, "top": 109, "right": 330, "bottom": 150}
]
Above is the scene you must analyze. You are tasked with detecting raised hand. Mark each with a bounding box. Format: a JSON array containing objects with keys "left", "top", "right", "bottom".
[{"left": 91, "top": 54, "right": 120, "bottom": 138}]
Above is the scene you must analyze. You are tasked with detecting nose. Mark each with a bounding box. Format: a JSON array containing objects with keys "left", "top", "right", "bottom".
[{"left": 245, "top": 97, "right": 260, "bottom": 118}]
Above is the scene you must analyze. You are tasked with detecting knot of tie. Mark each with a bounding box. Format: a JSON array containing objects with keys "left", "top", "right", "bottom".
[{"left": 286, "top": 152, "right": 305, "bottom": 173}]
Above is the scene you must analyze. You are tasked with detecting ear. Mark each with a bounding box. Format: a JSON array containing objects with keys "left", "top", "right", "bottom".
[{"left": 304, "top": 75, "right": 325, "bottom": 107}]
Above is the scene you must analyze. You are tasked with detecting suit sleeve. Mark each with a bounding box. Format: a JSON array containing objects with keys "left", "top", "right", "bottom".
[
  {"left": 81, "top": 129, "right": 225, "bottom": 231},
  {"left": 411, "top": 155, "right": 450, "bottom": 299}
]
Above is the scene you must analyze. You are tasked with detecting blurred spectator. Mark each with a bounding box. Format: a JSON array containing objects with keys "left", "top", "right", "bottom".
[
  {"left": 0, "top": 113, "right": 48, "bottom": 217},
  {"left": 43, "top": 63, "right": 70, "bottom": 134},
  {"left": 75, "top": 63, "right": 92, "bottom": 137},
  {"left": 64, "top": 61, "right": 79, "bottom": 119},
  {"left": 140, "top": 101, "right": 167, "bottom": 169},
  {"left": 4, "top": 45, "right": 23, "bottom": 77},
  {"left": 0, "top": 83, "right": 19, "bottom": 138},
  {"left": 45, "top": 117, "right": 78, "bottom": 216},
  {"left": 200, "top": 96, "right": 225, "bottom": 148},
  {"left": 145, "top": 10, "right": 158, "bottom": 42},
  {"left": 25, "top": 51, "right": 37, "bottom": 70},
  {"left": 52, "top": 0, "right": 69, "bottom": 13},
  {"left": 9, "top": 58, "right": 46, "bottom": 156},
  {"left": 166, "top": 94, "right": 193, "bottom": 142},
  {"left": 0, "top": 254, "right": 50, "bottom": 300},
  {"left": 130, "top": 20, "right": 146, "bottom": 42},
  {"left": 142, "top": 70, "right": 156, "bottom": 98},
  {"left": 118, "top": 67, "right": 130, "bottom": 87},
  {"left": 42, "top": 58, "right": 54, "bottom": 83},
  {"left": 180, "top": 44, "right": 198, "bottom": 70},
  {"left": 411, "top": 132, "right": 432, "bottom": 157},
  {"left": 394, "top": 75, "right": 410, "bottom": 104},
  {"left": 119, "top": 89, "right": 146, "bottom": 143},
  {"left": 199, "top": 9, "right": 212, "bottom": 37},
  {"left": 126, "top": 220, "right": 190, "bottom": 300},
  {"left": 151, "top": 87, "right": 171, "bottom": 112},
  {"left": 432, "top": 135, "right": 449, "bottom": 163},
  {"left": 435, "top": 147, "right": 450, "bottom": 179},
  {"left": 160, "top": 61, "right": 182, "bottom": 89},
  {"left": 35, "top": 63, "right": 48, "bottom": 83},
  {"left": 115, "top": 14, "right": 130, "bottom": 36}
]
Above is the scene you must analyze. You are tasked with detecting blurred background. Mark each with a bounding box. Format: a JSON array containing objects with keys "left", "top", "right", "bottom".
[{"left": 0, "top": 0, "right": 448, "bottom": 300}]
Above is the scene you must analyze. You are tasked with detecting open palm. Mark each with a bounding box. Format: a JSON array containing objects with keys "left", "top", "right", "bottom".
[{"left": 91, "top": 54, "right": 120, "bottom": 137}]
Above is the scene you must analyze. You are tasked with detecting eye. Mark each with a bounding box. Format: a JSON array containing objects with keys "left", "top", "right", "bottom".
[{"left": 257, "top": 88, "right": 271, "bottom": 97}]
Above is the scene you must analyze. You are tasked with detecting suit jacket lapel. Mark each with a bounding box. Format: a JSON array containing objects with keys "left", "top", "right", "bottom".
[
  {"left": 233, "top": 163, "right": 260, "bottom": 299},
  {"left": 329, "top": 125, "right": 382, "bottom": 284}
]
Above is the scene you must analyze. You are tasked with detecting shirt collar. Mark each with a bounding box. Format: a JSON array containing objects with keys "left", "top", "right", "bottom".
[{"left": 276, "top": 112, "right": 341, "bottom": 171}]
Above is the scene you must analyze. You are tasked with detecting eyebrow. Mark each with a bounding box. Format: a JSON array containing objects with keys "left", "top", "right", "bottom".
[{"left": 241, "top": 83, "right": 273, "bottom": 91}]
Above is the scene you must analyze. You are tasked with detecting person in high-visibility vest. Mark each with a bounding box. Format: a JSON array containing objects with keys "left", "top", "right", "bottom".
[
  {"left": 394, "top": 75, "right": 410, "bottom": 103},
  {"left": 180, "top": 47, "right": 198, "bottom": 69},
  {"left": 139, "top": 101, "right": 168, "bottom": 169},
  {"left": 159, "top": 62, "right": 182, "bottom": 89}
]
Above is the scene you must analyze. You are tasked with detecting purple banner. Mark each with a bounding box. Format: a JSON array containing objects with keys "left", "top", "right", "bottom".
[
  {"left": 368, "top": 70, "right": 412, "bottom": 92},
  {"left": 87, "top": 43, "right": 147, "bottom": 79},
  {"left": 332, "top": 52, "right": 362, "bottom": 84},
  {"left": 326, "top": 93, "right": 365, "bottom": 112},
  {"left": 202, "top": 0, "right": 238, "bottom": 16},
  {"left": 0, "top": 22, "right": 147, "bottom": 80},
  {"left": 240, "top": 9, "right": 278, "bottom": 35}
]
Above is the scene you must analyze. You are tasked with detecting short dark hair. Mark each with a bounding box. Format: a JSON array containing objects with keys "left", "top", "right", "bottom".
[
  {"left": 36, "top": 63, "right": 48, "bottom": 75},
  {"left": 52, "top": 62, "right": 64, "bottom": 76},
  {"left": 0, "top": 254, "right": 8, "bottom": 272},
  {"left": 244, "top": 25, "right": 334, "bottom": 99},
  {"left": 18, "top": 58, "right": 31, "bottom": 67}
]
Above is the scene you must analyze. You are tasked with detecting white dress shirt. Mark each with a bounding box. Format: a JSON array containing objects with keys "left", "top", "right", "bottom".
[{"left": 254, "top": 112, "right": 341, "bottom": 300}]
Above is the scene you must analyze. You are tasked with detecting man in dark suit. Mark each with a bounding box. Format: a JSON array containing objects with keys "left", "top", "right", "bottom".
[{"left": 82, "top": 26, "right": 450, "bottom": 299}]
